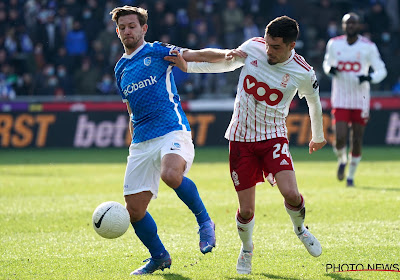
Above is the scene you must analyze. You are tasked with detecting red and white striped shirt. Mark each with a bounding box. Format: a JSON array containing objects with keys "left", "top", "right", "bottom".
[
  {"left": 187, "top": 37, "right": 324, "bottom": 143},
  {"left": 230, "top": 38, "right": 322, "bottom": 142},
  {"left": 323, "top": 35, "right": 387, "bottom": 115}
]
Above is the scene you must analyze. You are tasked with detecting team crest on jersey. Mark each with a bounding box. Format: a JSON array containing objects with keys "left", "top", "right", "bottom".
[
  {"left": 144, "top": 57, "right": 151, "bottom": 66},
  {"left": 280, "top": 73, "right": 290, "bottom": 88}
]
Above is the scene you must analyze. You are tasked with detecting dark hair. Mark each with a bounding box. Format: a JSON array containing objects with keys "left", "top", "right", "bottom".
[
  {"left": 110, "top": 6, "right": 148, "bottom": 25},
  {"left": 266, "top": 16, "right": 299, "bottom": 44}
]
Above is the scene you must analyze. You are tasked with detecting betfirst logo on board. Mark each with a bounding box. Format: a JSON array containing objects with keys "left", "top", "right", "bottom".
[
  {"left": 0, "top": 114, "right": 56, "bottom": 148},
  {"left": 1, "top": 110, "right": 399, "bottom": 148},
  {"left": 73, "top": 114, "right": 217, "bottom": 148},
  {"left": 73, "top": 114, "right": 131, "bottom": 147}
]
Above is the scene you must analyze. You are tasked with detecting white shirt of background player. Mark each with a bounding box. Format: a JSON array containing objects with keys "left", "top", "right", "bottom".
[{"left": 323, "top": 34, "right": 387, "bottom": 116}]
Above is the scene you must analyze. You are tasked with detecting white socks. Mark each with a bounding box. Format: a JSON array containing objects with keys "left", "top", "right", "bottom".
[
  {"left": 236, "top": 210, "right": 255, "bottom": 252},
  {"left": 285, "top": 195, "right": 306, "bottom": 235},
  {"left": 334, "top": 146, "right": 347, "bottom": 165},
  {"left": 335, "top": 146, "right": 362, "bottom": 180},
  {"left": 347, "top": 155, "right": 361, "bottom": 180}
]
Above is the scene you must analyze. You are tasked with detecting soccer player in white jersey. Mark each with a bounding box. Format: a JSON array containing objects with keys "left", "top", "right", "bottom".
[
  {"left": 109, "top": 6, "right": 238, "bottom": 275},
  {"left": 323, "top": 13, "right": 387, "bottom": 187},
  {"left": 166, "top": 16, "right": 327, "bottom": 274}
]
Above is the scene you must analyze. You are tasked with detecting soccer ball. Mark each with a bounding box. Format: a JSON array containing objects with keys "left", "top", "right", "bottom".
[{"left": 92, "top": 201, "right": 130, "bottom": 239}]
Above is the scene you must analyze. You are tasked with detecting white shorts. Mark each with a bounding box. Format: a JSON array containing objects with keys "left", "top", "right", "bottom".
[{"left": 123, "top": 130, "right": 194, "bottom": 199}]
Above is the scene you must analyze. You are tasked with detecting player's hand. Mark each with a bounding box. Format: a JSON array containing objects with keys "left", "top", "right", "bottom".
[
  {"left": 164, "top": 50, "right": 188, "bottom": 72},
  {"left": 329, "top": 67, "right": 338, "bottom": 75},
  {"left": 266, "top": 173, "right": 277, "bottom": 187},
  {"left": 358, "top": 75, "right": 372, "bottom": 84},
  {"left": 309, "top": 139, "right": 327, "bottom": 154},
  {"left": 225, "top": 49, "right": 247, "bottom": 61}
]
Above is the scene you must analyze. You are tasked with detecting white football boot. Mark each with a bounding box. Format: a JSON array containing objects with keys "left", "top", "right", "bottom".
[
  {"left": 236, "top": 245, "right": 253, "bottom": 274},
  {"left": 297, "top": 227, "right": 322, "bottom": 257}
]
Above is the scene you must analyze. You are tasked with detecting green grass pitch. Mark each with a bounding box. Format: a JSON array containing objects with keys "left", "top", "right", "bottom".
[{"left": 1, "top": 146, "right": 400, "bottom": 280}]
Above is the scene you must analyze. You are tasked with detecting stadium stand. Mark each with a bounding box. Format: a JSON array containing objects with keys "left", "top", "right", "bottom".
[{"left": 0, "top": 0, "right": 399, "bottom": 100}]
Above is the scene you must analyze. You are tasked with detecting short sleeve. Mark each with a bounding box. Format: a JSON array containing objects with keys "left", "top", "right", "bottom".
[{"left": 154, "top": 41, "right": 187, "bottom": 57}]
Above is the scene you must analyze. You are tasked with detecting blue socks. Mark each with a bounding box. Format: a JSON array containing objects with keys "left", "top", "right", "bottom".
[
  {"left": 174, "top": 177, "right": 210, "bottom": 224},
  {"left": 131, "top": 212, "right": 167, "bottom": 259},
  {"left": 132, "top": 177, "right": 209, "bottom": 259}
]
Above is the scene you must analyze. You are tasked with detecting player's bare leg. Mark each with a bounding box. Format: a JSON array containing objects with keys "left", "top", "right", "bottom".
[
  {"left": 333, "top": 121, "right": 349, "bottom": 181},
  {"left": 346, "top": 123, "right": 365, "bottom": 187},
  {"left": 236, "top": 186, "right": 256, "bottom": 274},
  {"left": 275, "top": 170, "right": 322, "bottom": 257},
  {"left": 125, "top": 191, "right": 153, "bottom": 223},
  {"left": 160, "top": 153, "right": 186, "bottom": 189},
  {"left": 161, "top": 154, "right": 215, "bottom": 254}
]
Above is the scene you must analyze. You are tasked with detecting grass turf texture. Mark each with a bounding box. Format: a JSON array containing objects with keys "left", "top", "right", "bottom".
[{"left": 1, "top": 147, "right": 400, "bottom": 280}]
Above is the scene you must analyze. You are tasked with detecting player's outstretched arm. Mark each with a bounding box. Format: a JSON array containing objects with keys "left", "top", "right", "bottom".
[
  {"left": 182, "top": 48, "right": 247, "bottom": 63},
  {"left": 182, "top": 48, "right": 227, "bottom": 62},
  {"left": 225, "top": 49, "right": 248, "bottom": 60},
  {"left": 164, "top": 49, "right": 246, "bottom": 73}
]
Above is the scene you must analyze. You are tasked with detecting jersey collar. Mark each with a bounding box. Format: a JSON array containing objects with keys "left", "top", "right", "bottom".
[
  {"left": 122, "top": 41, "right": 147, "bottom": 59},
  {"left": 346, "top": 34, "right": 360, "bottom": 46},
  {"left": 279, "top": 49, "right": 295, "bottom": 66}
]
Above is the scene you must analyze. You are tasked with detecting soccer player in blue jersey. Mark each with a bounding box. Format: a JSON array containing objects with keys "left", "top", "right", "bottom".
[{"left": 110, "top": 5, "right": 232, "bottom": 275}]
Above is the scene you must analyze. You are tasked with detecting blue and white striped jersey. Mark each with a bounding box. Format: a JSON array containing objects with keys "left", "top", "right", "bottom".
[{"left": 115, "top": 41, "right": 191, "bottom": 143}]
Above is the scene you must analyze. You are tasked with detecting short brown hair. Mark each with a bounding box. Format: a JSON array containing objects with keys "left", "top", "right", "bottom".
[
  {"left": 266, "top": 16, "right": 299, "bottom": 44},
  {"left": 110, "top": 6, "right": 148, "bottom": 25}
]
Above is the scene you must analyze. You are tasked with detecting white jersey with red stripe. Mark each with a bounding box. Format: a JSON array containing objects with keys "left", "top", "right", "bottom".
[
  {"left": 225, "top": 37, "right": 320, "bottom": 142},
  {"left": 323, "top": 35, "right": 387, "bottom": 115}
]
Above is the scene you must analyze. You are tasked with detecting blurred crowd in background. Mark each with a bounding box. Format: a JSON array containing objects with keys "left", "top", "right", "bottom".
[{"left": 0, "top": 0, "right": 399, "bottom": 100}]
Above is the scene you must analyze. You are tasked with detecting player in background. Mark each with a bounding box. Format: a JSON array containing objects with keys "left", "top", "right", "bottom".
[
  {"left": 166, "top": 16, "right": 326, "bottom": 274},
  {"left": 323, "top": 13, "right": 387, "bottom": 187},
  {"left": 109, "top": 6, "right": 239, "bottom": 275}
]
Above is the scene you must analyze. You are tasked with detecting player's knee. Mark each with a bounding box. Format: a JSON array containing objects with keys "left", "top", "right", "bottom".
[
  {"left": 283, "top": 190, "right": 301, "bottom": 206},
  {"left": 126, "top": 204, "right": 146, "bottom": 223},
  {"left": 161, "top": 168, "right": 182, "bottom": 188},
  {"left": 336, "top": 137, "right": 346, "bottom": 148},
  {"left": 239, "top": 207, "right": 254, "bottom": 220}
]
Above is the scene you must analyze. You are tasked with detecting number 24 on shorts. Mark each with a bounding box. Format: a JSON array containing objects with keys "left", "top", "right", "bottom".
[{"left": 272, "top": 143, "right": 290, "bottom": 159}]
